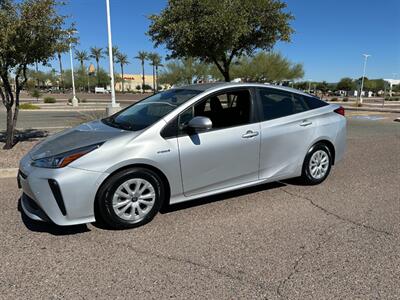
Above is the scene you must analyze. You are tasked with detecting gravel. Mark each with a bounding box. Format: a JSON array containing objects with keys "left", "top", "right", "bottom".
[{"left": 0, "top": 140, "right": 39, "bottom": 169}]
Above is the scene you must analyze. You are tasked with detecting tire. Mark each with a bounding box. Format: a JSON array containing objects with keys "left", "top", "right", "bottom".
[
  {"left": 301, "top": 143, "right": 332, "bottom": 185},
  {"left": 96, "top": 168, "right": 165, "bottom": 229}
]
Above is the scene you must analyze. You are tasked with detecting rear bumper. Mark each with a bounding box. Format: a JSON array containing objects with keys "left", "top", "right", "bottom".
[{"left": 18, "top": 154, "right": 108, "bottom": 226}]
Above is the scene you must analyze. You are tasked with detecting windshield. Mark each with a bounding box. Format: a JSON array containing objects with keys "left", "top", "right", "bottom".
[{"left": 102, "top": 89, "right": 201, "bottom": 131}]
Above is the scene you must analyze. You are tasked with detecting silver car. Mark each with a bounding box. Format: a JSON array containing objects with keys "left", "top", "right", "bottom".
[{"left": 18, "top": 83, "right": 346, "bottom": 229}]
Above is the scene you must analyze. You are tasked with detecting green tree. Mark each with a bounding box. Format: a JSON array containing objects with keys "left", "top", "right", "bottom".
[
  {"left": 0, "top": 0, "right": 73, "bottom": 149},
  {"left": 336, "top": 77, "right": 355, "bottom": 92},
  {"left": 135, "top": 51, "right": 148, "bottom": 93},
  {"left": 115, "top": 52, "right": 129, "bottom": 92},
  {"left": 148, "top": 0, "right": 293, "bottom": 82},
  {"left": 316, "top": 81, "right": 329, "bottom": 98},
  {"left": 63, "top": 67, "right": 109, "bottom": 90},
  {"left": 231, "top": 52, "right": 304, "bottom": 82},
  {"left": 159, "top": 57, "right": 214, "bottom": 85},
  {"left": 293, "top": 81, "right": 308, "bottom": 91},
  {"left": 89, "top": 47, "right": 104, "bottom": 85}
]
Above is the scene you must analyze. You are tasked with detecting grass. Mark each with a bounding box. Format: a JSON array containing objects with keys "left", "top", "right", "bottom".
[{"left": 19, "top": 103, "right": 40, "bottom": 110}]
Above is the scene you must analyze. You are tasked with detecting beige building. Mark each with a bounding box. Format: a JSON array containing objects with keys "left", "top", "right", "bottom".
[{"left": 115, "top": 74, "right": 155, "bottom": 92}]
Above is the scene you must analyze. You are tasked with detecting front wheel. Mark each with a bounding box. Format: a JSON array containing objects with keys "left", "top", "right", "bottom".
[
  {"left": 301, "top": 144, "right": 332, "bottom": 185},
  {"left": 96, "top": 168, "right": 165, "bottom": 229}
]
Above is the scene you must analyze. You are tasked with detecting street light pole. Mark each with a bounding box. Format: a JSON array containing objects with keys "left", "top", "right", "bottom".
[
  {"left": 359, "top": 54, "right": 371, "bottom": 105},
  {"left": 105, "top": 0, "right": 120, "bottom": 115},
  {"left": 69, "top": 41, "right": 78, "bottom": 107}
]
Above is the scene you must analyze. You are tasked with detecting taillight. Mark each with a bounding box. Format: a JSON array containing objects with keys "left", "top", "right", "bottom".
[{"left": 334, "top": 106, "right": 345, "bottom": 116}]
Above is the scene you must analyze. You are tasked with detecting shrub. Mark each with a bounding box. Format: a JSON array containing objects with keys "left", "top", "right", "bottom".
[
  {"left": 136, "top": 85, "right": 141, "bottom": 91},
  {"left": 143, "top": 84, "right": 152, "bottom": 91},
  {"left": 43, "top": 97, "right": 56, "bottom": 103},
  {"left": 330, "top": 97, "right": 338, "bottom": 102},
  {"left": 20, "top": 103, "right": 40, "bottom": 110},
  {"left": 342, "top": 97, "right": 349, "bottom": 102},
  {"left": 385, "top": 96, "right": 400, "bottom": 101},
  {"left": 30, "top": 89, "right": 42, "bottom": 101}
]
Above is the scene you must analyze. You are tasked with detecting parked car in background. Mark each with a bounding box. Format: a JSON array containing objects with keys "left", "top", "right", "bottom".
[{"left": 18, "top": 83, "right": 346, "bottom": 229}]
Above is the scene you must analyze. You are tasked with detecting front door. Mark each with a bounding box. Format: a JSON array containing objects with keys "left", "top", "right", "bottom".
[{"left": 177, "top": 89, "right": 260, "bottom": 196}]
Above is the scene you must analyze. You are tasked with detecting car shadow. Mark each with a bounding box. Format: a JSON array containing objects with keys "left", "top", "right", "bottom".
[
  {"left": 18, "top": 199, "right": 90, "bottom": 235},
  {"left": 161, "top": 181, "right": 286, "bottom": 214},
  {"left": 18, "top": 180, "right": 297, "bottom": 233},
  {"left": 280, "top": 177, "right": 310, "bottom": 186}
]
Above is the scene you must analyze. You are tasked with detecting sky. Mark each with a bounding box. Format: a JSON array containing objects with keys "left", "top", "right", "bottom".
[{"left": 54, "top": 0, "right": 400, "bottom": 82}]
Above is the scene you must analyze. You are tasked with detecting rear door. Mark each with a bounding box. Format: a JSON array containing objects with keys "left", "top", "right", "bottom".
[
  {"left": 256, "top": 88, "right": 319, "bottom": 179},
  {"left": 177, "top": 88, "right": 261, "bottom": 196}
]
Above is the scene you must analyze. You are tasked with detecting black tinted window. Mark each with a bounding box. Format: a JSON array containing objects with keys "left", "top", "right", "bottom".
[
  {"left": 304, "top": 95, "right": 329, "bottom": 109},
  {"left": 160, "top": 116, "right": 178, "bottom": 139},
  {"left": 258, "top": 88, "right": 310, "bottom": 121},
  {"left": 179, "top": 89, "right": 252, "bottom": 131}
]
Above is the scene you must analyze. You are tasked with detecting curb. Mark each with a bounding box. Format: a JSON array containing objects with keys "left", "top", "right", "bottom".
[
  {"left": 0, "top": 168, "right": 18, "bottom": 179},
  {"left": 343, "top": 107, "right": 400, "bottom": 113}
]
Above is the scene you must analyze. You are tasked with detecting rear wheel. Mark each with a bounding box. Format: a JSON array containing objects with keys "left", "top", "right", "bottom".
[
  {"left": 96, "top": 168, "right": 164, "bottom": 229},
  {"left": 301, "top": 143, "right": 332, "bottom": 185}
]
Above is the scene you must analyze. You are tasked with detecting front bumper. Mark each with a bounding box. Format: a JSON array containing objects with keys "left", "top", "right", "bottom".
[{"left": 18, "top": 154, "right": 108, "bottom": 226}]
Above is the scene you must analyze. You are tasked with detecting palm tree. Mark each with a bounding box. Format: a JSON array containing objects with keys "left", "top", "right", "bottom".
[
  {"left": 148, "top": 53, "right": 162, "bottom": 92},
  {"left": 89, "top": 47, "right": 104, "bottom": 84},
  {"left": 74, "top": 50, "right": 89, "bottom": 70},
  {"left": 115, "top": 52, "right": 129, "bottom": 93},
  {"left": 74, "top": 50, "right": 90, "bottom": 92},
  {"left": 135, "top": 51, "right": 148, "bottom": 93},
  {"left": 54, "top": 44, "right": 69, "bottom": 92},
  {"left": 153, "top": 55, "right": 163, "bottom": 91},
  {"left": 106, "top": 46, "right": 119, "bottom": 65}
]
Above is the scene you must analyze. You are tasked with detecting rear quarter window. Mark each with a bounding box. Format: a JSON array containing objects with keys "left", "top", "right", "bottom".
[{"left": 304, "top": 96, "right": 329, "bottom": 109}]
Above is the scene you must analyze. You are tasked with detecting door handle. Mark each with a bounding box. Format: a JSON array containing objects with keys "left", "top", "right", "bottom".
[
  {"left": 242, "top": 130, "right": 259, "bottom": 138},
  {"left": 300, "top": 120, "right": 312, "bottom": 127}
]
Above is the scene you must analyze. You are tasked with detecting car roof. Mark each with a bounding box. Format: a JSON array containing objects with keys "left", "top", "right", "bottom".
[{"left": 175, "top": 82, "right": 313, "bottom": 97}]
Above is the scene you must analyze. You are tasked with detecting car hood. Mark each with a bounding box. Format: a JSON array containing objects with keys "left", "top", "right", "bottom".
[{"left": 29, "top": 120, "right": 134, "bottom": 160}]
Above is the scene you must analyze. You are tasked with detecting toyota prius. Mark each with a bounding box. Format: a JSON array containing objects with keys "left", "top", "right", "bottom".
[{"left": 18, "top": 83, "right": 346, "bottom": 229}]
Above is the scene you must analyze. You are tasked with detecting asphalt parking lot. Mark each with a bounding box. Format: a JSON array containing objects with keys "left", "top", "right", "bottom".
[{"left": 0, "top": 114, "right": 399, "bottom": 299}]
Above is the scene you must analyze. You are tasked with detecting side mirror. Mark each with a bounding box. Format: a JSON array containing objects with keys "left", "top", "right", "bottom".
[{"left": 186, "top": 116, "right": 212, "bottom": 132}]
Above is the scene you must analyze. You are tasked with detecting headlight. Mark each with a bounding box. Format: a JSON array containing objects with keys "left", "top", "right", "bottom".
[{"left": 31, "top": 142, "right": 104, "bottom": 168}]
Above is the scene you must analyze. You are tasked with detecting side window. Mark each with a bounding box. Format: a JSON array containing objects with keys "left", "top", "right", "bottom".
[
  {"left": 178, "top": 89, "right": 252, "bottom": 132},
  {"left": 258, "top": 88, "right": 309, "bottom": 121}
]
